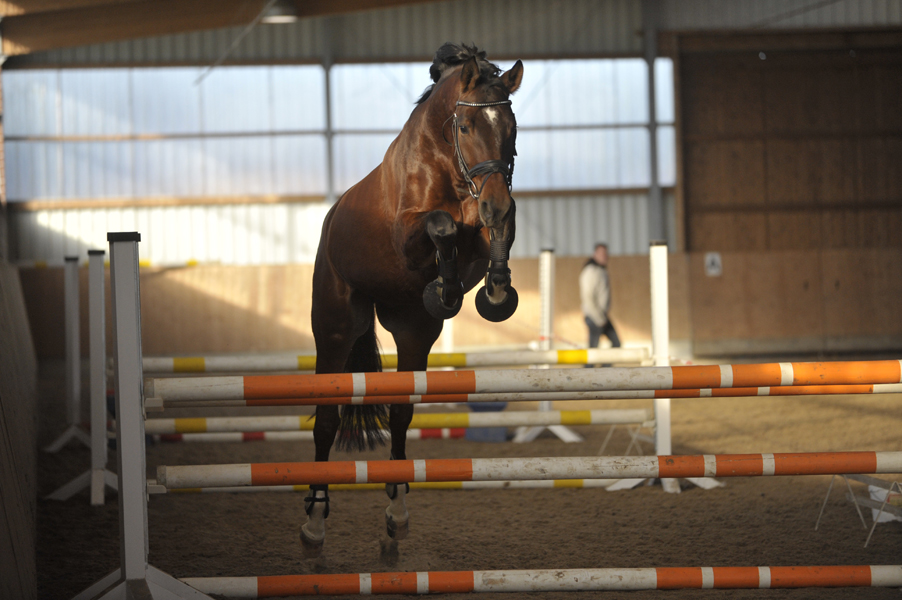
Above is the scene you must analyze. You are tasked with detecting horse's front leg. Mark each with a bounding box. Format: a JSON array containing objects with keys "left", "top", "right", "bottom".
[
  {"left": 475, "top": 200, "right": 519, "bottom": 322},
  {"left": 397, "top": 209, "right": 463, "bottom": 320},
  {"left": 376, "top": 303, "right": 442, "bottom": 542},
  {"left": 422, "top": 210, "right": 464, "bottom": 319}
]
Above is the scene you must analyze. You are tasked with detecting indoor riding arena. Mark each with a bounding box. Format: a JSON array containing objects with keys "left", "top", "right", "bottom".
[{"left": 1, "top": 2, "right": 901, "bottom": 599}]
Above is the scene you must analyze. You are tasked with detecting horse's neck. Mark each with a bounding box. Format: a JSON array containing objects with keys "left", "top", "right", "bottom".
[{"left": 384, "top": 90, "right": 458, "bottom": 198}]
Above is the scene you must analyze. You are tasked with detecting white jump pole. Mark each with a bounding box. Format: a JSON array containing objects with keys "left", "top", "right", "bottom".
[
  {"left": 73, "top": 232, "right": 212, "bottom": 600},
  {"left": 45, "top": 256, "right": 91, "bottom": 452},
  {"left": 47, "top": 250, "right": 118, "bottom": 503}
]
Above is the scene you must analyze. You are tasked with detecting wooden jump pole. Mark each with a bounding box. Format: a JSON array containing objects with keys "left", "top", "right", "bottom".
[
  {"left": 153, "top": 428, "right": 468, "bottom": 444},
  {"left": 155, "top": 451, "right": 902, "bottom": 490},
  {"left": 142, "top": 347, "right": 649, "bottom": 373},
  {"left": 144, "top": 360, "right": 902, "bottom": 403},
  {"left": 147, "top": 383, "right": 902, "bottom": 409},
  {"left": 152, "top": 480, "right": 615, "bottom": 494},
  {"left": 181, "top": 565, "right": 902, "bottom": 596},
  {"left": 144, "top": 409, "right": 652, "bottom": 435}
]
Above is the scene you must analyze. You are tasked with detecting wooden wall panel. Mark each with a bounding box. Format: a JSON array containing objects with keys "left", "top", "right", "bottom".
[
  {"left": 767, "top": 211, "right": 822, "bottom": 251},
  {"left": 690, "top": 250, "right": 825, "bottom": 351},
  {"left": 821, "top": 249, "right": 902, "bottom": 339},
  {"left": 689, "top": 212, "right": 767, "bottom": 252},
  {"left": 859, "top": 138, "right": 902, "bottom": 203},
  {"left": 18, "top": 250, "right": 899, "bottom": 360},
  {"left": 690, "top": 248, "right": 902, "bottom": 355},
  {"left": 763, "top": 57, "right": 860, "bottom": 134},
  {"left": 857, "top": 208, "right": 902, "bottom": 248},
  {"left": 685, "top": 141, "right": 766, "bottom": 209},
  {"left": 681, "top": 36, "right": 902, "bottom": 254},
  {"left": 0, "top": 265, "right": 37, "bottom": 600},
  {"left": 820, "top": 209, "right": 860, "bottom": 248},
  {"left": 681, "top": 54, "right": 764, "bottom": 136},
  {"left": 856, "top": 61, "right": 902, "bottom": 131},
  {"left": 19, "top": 256, "right": 697, "bottom": 360},
  {"left": 765, "top": 139, "right": 857, "bottom": 207}
]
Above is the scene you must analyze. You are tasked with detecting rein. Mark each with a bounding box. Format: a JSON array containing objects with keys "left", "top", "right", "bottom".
[{"left": 452, "top": 99, "right": 514, "bottom": 201}]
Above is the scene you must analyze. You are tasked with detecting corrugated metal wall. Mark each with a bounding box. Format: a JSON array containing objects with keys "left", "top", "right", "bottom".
[
  {"left": 9, "top": 191, "right": 674, "bottom": 264},
  {"left": 8, "top": 0, "right": 643, "bottom": 68}
]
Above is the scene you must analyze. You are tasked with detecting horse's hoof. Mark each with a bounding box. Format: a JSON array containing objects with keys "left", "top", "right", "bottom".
[
  {"left": 475, "top": 285, "right": 518, "bottom": 322},
  {"left": 423, "top": 280, "right": 462, "bottom": 320},
  {"left": 300, "top": 526, "right": 325, "bottom": 558},
  {"left": 385, "top": 510, "right": 409, "bottom": 540}
]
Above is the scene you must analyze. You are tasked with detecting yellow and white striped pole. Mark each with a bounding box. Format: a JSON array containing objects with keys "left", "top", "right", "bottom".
[
  {"left": 144, "top": 409, "right": 652, "bottom": 435},
  {"left": 142, "top": 347, "right": 649, "bottom": 373}
]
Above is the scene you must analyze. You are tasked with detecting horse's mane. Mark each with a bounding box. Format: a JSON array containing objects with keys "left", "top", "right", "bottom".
[{"left": 415, "top": 43, "right": 502, "bottom": 105}]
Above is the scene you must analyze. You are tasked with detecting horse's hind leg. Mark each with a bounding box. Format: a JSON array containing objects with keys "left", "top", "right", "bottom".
[
  {"left": 300, "top": 404, "right": 339, "bottom": 557},
  {"left": 305, "top": 259, "right": 375, "bottom": 557},
  {"left": 377, "top": 303, "right": 443, "bottom": 540}
]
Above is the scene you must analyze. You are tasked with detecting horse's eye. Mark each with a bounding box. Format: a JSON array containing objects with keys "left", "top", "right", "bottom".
[{"left": 459, "top": 125, "right": 469, "bottom": 134}]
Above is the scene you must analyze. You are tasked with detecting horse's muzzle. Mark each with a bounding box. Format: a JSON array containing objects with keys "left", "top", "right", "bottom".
[{"left": 477, "top": 188, "right": 511, "bottom": 229}]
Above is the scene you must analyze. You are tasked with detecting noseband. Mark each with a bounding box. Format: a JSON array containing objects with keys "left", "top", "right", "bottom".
[{"left": 452, "top": 99, "right": 514, "bottom": 201}]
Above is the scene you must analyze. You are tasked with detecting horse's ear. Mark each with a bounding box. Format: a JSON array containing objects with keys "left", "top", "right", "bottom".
[
  {"left": 501, "top": 60, "right": 524, "bottom": 94},
  {"left": 460, "top": 56, "right": 480, "bottom": 92}
]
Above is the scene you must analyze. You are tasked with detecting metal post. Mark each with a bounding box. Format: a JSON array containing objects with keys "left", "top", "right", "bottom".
[
  {"left": 643, "top": 0, "right": 665, "bottom": 244},
  {"left": 44, "top": 256, "right": 90, "bottom": 452},
  {"left": 73, "top": 232, "right": 211, "bottom": 599},
  {"left": 322, "top": 18, "right": 337, "bottom": 205}
]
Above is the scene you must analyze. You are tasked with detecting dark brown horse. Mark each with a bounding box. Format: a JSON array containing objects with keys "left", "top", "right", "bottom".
[{"left": 302, "top": 43, "right": 523, "bottom": 556}]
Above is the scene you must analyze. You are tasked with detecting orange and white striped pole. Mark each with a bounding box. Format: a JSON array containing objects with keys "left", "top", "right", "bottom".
[
  {"left": 144, "top": 360, "right": 902, "bottom": 403},
  {"left": 156, "top": 451, "right": 902, "bottom": 490},
  {"left": 156, "top": 479, "right": 614, "bottom": 494},
  {"left": 181, "top": 565, "right": 902, "bottom": 596},
  {"left": 152, "top": 428, "right": 468, "bottom": 444}
]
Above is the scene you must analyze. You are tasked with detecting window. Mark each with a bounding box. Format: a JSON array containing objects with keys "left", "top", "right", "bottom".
[{"left": 4, "top": 58, "right": 676, "bottom": 202}]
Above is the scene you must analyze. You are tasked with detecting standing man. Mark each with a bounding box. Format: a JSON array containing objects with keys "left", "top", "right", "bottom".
[{"left": 579, "top": 243, "right": 621, "bottom": 361}]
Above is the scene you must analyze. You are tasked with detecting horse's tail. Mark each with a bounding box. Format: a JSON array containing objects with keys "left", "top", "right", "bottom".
[{"left": 336, "top": 320, "right": 388, "bottom": 451}]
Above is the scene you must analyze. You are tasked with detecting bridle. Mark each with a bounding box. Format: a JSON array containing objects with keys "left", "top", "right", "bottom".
[{"left": 451, "top": 99, "right": 514, "bottom": 201}]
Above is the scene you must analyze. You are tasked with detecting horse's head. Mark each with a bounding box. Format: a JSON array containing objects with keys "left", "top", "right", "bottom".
[{"left": 452, "top": 56, "right": 523, "bottom": 231}]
